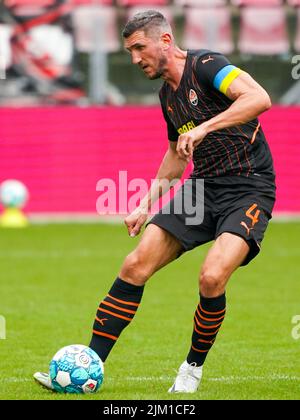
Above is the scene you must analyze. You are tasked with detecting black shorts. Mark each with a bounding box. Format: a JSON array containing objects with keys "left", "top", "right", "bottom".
[{"left": 148, "top": 176, "right": 276, "bottom": 266}]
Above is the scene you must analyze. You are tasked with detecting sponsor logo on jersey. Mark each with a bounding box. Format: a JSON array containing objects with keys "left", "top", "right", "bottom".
[
  {"left": 202, "top": 56, "right": 214, "bottom": 64},
  {"left": 177, "top": 120, "right": 196, "bottom": 135},
  {"left": 189, "top": 89, "right": 198, "bottom": 106}
]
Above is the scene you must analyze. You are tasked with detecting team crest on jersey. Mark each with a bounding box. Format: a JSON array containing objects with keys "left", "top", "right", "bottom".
[{"left": 189, "top": 89, "right": 198, "bottom": 106}]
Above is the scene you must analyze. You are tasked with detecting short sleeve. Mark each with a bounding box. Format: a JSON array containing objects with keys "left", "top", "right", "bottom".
[
  {"left": 160, "top": 95, "right": 179, "bottom": 142},
  {"left": 196, "top": 52, "right": 242, "bottom": 96}
]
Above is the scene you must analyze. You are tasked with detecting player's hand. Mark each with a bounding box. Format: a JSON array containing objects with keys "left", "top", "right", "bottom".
[
  {"left": 124, "top": 209, "right": 148, "bottom": 238},
  {"left": 176, "top": 125, "right": 208, "bottom": 161}
]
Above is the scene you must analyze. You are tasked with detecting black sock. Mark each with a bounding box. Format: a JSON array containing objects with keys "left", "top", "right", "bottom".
[
  {"left": 89, "top": 277, "right": 144, "bottom": 362},
  {"left": 187, "top": 293, "right": 226, "bottom": 367}
]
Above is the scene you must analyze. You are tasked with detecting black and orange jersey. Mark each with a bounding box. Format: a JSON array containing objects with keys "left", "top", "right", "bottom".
[{"left": 159, "top": 49, "right": 275, "bottom": 184}]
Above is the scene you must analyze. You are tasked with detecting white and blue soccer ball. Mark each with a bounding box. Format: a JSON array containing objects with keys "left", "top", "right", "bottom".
[
  {"left": 0, "top": 179, "right": 29, "bottom": 208},
  {"left": 49, "top": 344, "right": 104, "bottom": 394}
]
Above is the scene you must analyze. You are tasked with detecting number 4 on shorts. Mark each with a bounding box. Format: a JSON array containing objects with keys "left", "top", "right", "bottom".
[{"left": 246, "top": 203, "right": 261, "bottom": 228}]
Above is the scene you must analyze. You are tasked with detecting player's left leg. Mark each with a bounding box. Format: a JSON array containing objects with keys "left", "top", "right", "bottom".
[{"left": 169, "top": 232, "right": 249, "bottom": 393}]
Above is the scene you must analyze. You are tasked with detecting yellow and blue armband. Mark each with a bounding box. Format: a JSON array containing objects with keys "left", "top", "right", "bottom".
[{"left": 213, "top": 65, "right": 242, "bottom": 95}]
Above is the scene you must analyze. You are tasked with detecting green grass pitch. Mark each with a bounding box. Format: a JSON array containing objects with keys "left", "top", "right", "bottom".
[{"left": 0, "top": 221, "right": 299, "bottom": 400}]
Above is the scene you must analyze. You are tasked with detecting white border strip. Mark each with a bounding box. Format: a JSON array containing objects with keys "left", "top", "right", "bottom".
[
  {"left": 271, "top": 212, "right": 300, "bottom": 222},
  {"left": 26, "top": 212, "right": 300, "bottom": 225},
  {"left": 28, "top": 213, "right": 124, "bottom": 225},
  {"left": 3, "top": 374, "right": 300, "bottom": 384}
]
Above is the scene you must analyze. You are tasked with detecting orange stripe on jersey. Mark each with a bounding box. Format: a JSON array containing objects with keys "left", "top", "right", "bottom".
[
  {"left": 98, "top": 307, "right": 132, "bottom": 322},
  {"left": 107, "top": 294, "right": 140, "bottom": 307},
  {"left": 251, "top": 122, "right": 260, "bottom": 144}
]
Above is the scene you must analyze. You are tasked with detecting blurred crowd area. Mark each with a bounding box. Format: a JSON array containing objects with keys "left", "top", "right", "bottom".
[{"left": 0, "top": 0, "right": 300, "bottom": 105}]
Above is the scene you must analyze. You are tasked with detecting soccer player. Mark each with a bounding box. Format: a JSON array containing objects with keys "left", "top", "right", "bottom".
[{"left": 35, "top": 10, "right": 276, "bottom": 393}]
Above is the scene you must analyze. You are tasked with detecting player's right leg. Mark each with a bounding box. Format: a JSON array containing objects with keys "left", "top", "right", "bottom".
[
  {"left": 34, "top": 224, "right": 182, "bottom": 391},
  {"left": 89, "top": 223, "right": 183, "bottom": 362}
]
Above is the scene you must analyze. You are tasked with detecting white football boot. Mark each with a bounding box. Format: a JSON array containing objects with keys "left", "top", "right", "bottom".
[
  {"left": 168, "top": 360, "right": 203, "bottom": 393},
  {"left": 33, "top": 372, "right": 54, "bottom": 391}
]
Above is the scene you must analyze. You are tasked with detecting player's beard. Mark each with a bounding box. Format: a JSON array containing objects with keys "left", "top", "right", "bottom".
[{"left": 147, "top": 55, "right": 167, "bottom": 80}]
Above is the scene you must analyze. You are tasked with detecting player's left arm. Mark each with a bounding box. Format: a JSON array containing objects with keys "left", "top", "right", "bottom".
[
  {"left": 203, "top": 71, "right": 271, "bottom": 132},
  {"left": 177, "top": 68, "right": 271, "bottom": 160}
]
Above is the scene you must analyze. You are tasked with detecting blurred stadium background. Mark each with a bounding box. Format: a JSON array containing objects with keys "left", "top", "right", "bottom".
[{"left": 0, "top": 0, "right": 299, "bottom": 219}]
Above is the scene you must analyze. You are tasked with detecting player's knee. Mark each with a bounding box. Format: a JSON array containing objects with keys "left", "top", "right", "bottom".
[
  {"left": 119, "top": 251, "right": 152, "bottom": 286},
  {"left": 199, "top": 265, "right": 228, "bottom": 297}
]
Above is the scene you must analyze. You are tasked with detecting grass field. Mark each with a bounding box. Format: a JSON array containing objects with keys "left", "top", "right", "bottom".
[{"left": 0, "top": 221, "right": 299, "bottom": 400}]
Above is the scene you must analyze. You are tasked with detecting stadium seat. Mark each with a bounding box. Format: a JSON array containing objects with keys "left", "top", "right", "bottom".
[
  {"left": 4, "top": 0, "right": 55, "bottom": 5},
  {"left": 5, "top": 0, "right": 113, "bottom": 4},
  {"left": 238, "top": 6, "right": 289, "bottom": 55},
  {"left": 9, "top": 23, "right": 74, "bottom": 80},
  {"left": 0, "top": 24, "right": 12, "bottom": 70},
  {"left": 69, "top": 0, "right": 113, "bottom": 5},
  {"left": 174, "top": 0, "right": 227, "bottom": 7},
  {"left": 286, "top": 0, "right": 300, "bottom": 5},
  {"left": 117, "top": 0, "right": 168, "bottom": 6},
  {"left": 182, "top": 7, "right": 234, "bottom": 55},
  {"left": 4, "top": 1, "right": 114, "bottom": 18},
  {"left": 294, "top": 7, "right": 300, "bottom": 52},
  {"left": 29, "top": 24, "right": 73, "bottom": 68},
  {"left": 4, "top": 0, "right": 57, "bottom": 16},
  {"left": 231, "top": 0, "right": 283, "bottom": 6},
  {"left": 71, "top": 6, "right": 120, "bottom": 53}
]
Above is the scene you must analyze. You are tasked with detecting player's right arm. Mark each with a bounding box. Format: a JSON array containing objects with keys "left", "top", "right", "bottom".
[{"left": 124, "top": 141, "right": 187, "bottom": 237}]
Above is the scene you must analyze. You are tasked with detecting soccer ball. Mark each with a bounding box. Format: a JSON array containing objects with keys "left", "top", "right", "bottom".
[
  {"left": 0, "top": 179, "right": 29, "bottom": 208},
  {"left": 49, "top": 344, "right": 104, "bottom": 394}
]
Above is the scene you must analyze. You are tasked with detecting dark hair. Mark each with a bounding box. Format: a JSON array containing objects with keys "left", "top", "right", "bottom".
[{"left": 122, "top": 10, "right": 169, "bottom": 38}]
